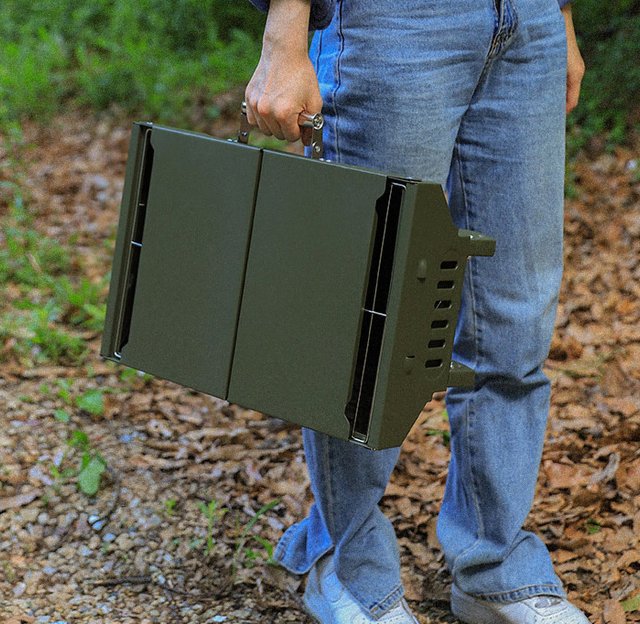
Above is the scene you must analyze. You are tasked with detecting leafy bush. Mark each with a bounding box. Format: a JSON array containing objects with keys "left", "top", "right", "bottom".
[
  {"left": 1, "top": 0, "right": 638, "bottom": 142},
  {"left": 0, "top": 0, "right": 264, "bottom": 123},
  {"left": 571, "top": 0, "right": 640, "bottom": 142}
]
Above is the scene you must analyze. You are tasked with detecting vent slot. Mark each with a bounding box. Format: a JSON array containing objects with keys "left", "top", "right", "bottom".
[
  {"left": 428, "top": 339, "right": 446, "bottom": 349},
  {"left": 346, "top": 181, "right": 404, "bottom": 443},
  {"left": 425, "top": 359, "right": 443, "bottom": 369},
  {"left": 115, "top": 128, "right": 155, "bottom": 357},
  {"left": 431, "top": 319, "right": 449, "bottom": 329},
  {"left": 434, "top": 299, "right": 452, "bottom": 310},
  {"left": 437, "top": 280, "right": 455, "bottom": 290},
  {"left": 440, "top": 260, "right": 458, "bottom": 270}
]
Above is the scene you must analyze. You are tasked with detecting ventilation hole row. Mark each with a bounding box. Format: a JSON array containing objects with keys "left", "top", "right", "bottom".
[
  {"left": 425, "top": 333, "right": 447, "bottom": 369},
  {"left": 423, "top": 262, "right": 458, "bottom": 371}
]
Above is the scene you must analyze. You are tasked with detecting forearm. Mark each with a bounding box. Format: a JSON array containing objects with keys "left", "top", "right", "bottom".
[
  {"left": 262, "top": 0, "right": 311, "bottom": 57},
  {"left": 561, "top": 3, "right": 585, "bottom": 113},
  {"left": 245, "top": 0, "right": 322, "bottom": 143}
]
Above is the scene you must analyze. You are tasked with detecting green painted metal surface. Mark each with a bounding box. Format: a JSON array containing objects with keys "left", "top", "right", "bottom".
[
  {"left": 228, "top": 151, "right": 388, "bottom": 440},
  {"left": 366, "top": 183, "right": 495, "bottom": 448},
  {"left": 101, "top": 124, "right": 262, "bottom": 396},
  {"left": 102, "top": 123, "right": 495, "bottom": 449}
]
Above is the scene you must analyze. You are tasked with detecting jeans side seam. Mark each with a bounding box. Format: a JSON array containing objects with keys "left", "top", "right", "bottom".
[
  {"left": 329, "top": 0, "right": 344, "bottom": 161},
  {"left": 450, "top": 141, "right": 485, "bottom": 578},
  {"left": 323, "top": 435, "right": 337, "bottom": 539}
]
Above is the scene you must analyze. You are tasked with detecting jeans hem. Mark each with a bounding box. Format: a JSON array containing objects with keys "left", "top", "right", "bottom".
[
  {"left": 368, "top": 584, "right": 406, "bottom": 619},
  {"left": 274, "top": 531, "right": 405, "bottom": 620},
  {"left": 469, "top": 583, "right": 566, "bottom": 603},
  {"left": 273, "top": 528, "right": 333, "bottom": 576}
]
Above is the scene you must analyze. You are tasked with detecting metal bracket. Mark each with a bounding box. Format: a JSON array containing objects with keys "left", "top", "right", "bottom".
[{"left": 239, "top": 102, "right": 324, "bottom": 159}]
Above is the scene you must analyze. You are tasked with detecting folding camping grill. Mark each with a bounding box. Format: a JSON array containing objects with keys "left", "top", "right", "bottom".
[{"left": 101, "top": 116, "right": 495, "bottom": 449}]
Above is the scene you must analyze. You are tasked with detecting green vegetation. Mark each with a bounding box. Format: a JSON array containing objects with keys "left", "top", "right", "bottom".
[
  {"left": 0, "top": 0, "right": 265, "bottom": 125},
  {"left": 622, "top": 594, "right": 640, "bottom": 613},
  {"left": 67, "top": 428, "right": 108, "bottom": 496},
  {"left": 0, "top": 197, "right": 96, "bottom": 366},
  {"left": 196, "top": 498, "right": 229, "bottom": 556},
  {"left": 231, "top": 499, "right": 280, "bottom": 580},
  {"left": 45, "top": 383, "right": 109, "bottom": 496},
  {"left": 0, "top": 0, "right": 636, "bottom": 140},
  {"left": 187, "top": 497, "right": 279, "bottom": 579},
  {"left": 571, "top": 0, "right": 640, "bottom": 144}
]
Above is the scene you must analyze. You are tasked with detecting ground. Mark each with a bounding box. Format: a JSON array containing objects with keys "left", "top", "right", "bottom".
[{"left": 0, "top": 111, "right": 639, "bottom": 624}]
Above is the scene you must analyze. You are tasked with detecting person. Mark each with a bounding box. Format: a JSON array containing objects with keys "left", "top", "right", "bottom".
[{"left": 243, "top": 0, "right": 586, "bottom": 622}]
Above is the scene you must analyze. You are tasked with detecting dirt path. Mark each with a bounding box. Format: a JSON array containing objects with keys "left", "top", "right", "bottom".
[{"left": 1, "top": 113, "right": 639, "bottom": 624}]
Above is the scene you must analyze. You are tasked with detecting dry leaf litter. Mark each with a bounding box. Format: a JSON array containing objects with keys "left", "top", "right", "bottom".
[{"left": 0, "top": 113, "right": 639, "bottom": 624}]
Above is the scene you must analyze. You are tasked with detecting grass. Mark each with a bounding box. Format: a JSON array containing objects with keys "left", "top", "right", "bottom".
[
  {"left": 0, "top": 118, "right": 109, "bottom": 366},
  {"left": 185, "top": 497, "right": 280, "bottom": 580},
  {"left": 0, "top": 197, "right": 96, "bottom": 365},
  {"left": 0, "top": 3, "right": 266, "bottom": 366},
  {"left": 231, "top": 499, "right": 281, "bottom": 580},
  {"left": 0, "top": 0, "right": 263, "bottom": 127},
  {"left": 0, "top": 0, "right": 637, "bottom": 142}
]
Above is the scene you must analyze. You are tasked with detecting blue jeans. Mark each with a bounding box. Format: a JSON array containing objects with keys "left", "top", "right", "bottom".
[{"left": 274, "top": 0, "right": 568, "bottom": 618}]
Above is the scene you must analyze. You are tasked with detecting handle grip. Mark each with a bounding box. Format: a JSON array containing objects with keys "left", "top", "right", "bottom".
[{"left": 239, "top": 101, "right": 324, "bottom": 159}]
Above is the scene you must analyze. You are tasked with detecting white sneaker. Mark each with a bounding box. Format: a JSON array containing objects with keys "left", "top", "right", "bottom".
[
  {"left": 451, "top": 584, "right": 590, "bottom": 624},
  {"left": 303, "top": 554, "right": 419, "bottom": 624}
]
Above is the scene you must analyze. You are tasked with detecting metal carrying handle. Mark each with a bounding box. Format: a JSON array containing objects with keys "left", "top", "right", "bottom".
[{"left": 239, "top": 101, "right": 324, "bottom": 159}]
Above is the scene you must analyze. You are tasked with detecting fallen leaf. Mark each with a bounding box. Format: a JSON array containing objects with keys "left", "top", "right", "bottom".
[
  {"left": 622, "top": 594, "right": 640, "bottom": 613},
  {"left": 554, "top": 549, "right": 580, "bottom": 564},
  {"left": 603, "top": 598, "right": 626, "bottom": 624},
  {"left": 544, "top": 460, "right": 592, "bottom": 489}
]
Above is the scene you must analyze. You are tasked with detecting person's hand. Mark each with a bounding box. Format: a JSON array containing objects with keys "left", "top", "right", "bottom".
[
  {"left": 245, "top": 0, "right": 323, "bottom": 145},
  {"left": 561, "top": 4, "right": 585, "bottom": 114}
]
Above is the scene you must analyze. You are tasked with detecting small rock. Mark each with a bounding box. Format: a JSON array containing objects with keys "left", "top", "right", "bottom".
[
  {"left": 25, "top": 570, "right": 43, "bottom": 589},
  {"left": 92, "top": 174, "right": 109, "bottom": 190},
  {"left": 21, "top": 507, "right": 40, "bottom": 523},
  {"left": 44, "top": 535, "right": 60, "bottom": 549},
  {"left": 115, "top": 533, "right": 135, "bottom": 552},
  {"left": 88, "top": 535, "right": 101, "bottom": 549}
]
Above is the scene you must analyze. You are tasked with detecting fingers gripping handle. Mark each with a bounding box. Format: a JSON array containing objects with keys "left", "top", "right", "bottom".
[{"left": 239, "top": 101, "right": 324, "bottom": 159}]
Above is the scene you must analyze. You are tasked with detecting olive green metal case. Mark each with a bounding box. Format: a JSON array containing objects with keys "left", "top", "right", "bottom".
[{"left": 102, "top": 122, "right": 495, "bottom": 449}]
